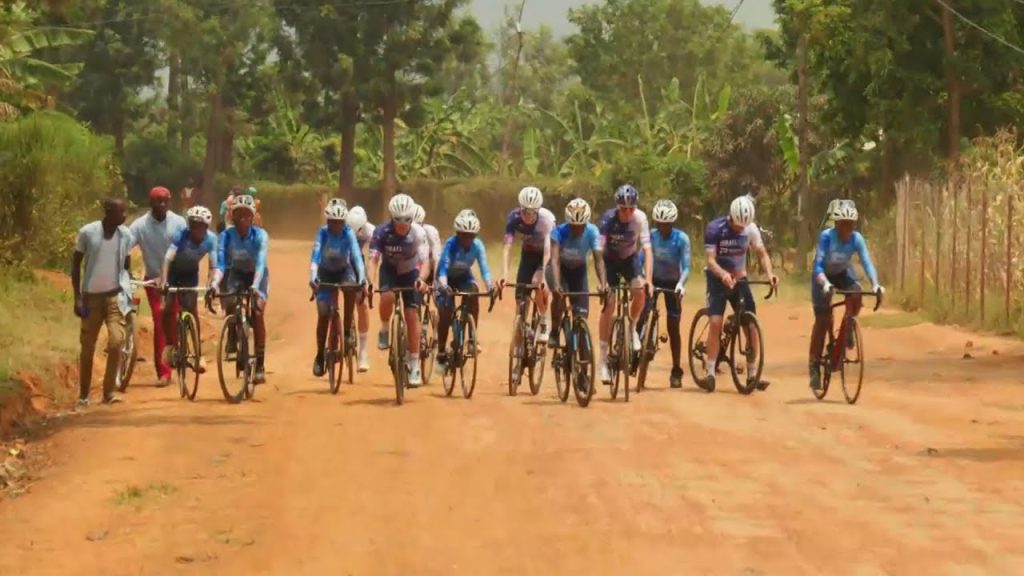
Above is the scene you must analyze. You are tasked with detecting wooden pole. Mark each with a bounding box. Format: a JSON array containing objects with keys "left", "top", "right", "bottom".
[
  {"left": 951, "top": 177, "right": 959, "bottom": 311},
  {"left": 934, "top": 183, "right": 941, "bottom": 296},
  {"left": 966, "top": 178, "right": 972, "bottom": 318},
  {"left": 1006, "top": 190, "right": 1013, "bottom": 324},
  {"left": 981, "top": 182, "right": 989, "bottom": 324}
]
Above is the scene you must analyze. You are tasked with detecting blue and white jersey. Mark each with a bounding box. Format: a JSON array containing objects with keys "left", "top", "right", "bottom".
[
  {"left": 553, "top": 222, "right": 600, "bottom": 270},
  {"left": 310, "top": 225, "right": 365, "bottom": 283},
  {"left": 218, "top": 225, "right": 269, "bottom": 284},
  {"left": 599, "top": 208, "right": 651, "bottom": 261},
  {"left": 503, "top": 207, "right": 556, "bottom": 254},
  {"left": 437, "top": 236, "right": 493, "bottom": 289},
  {"left": 356, "top": 222, "right": 375, "bottom": 251},
  {"left": 703, "top": 216, "right": 762, "bottom": 276},
  {"left": 369, "top": 221, "right": 429, "bottom": 275},
  {"left": 167, "top": 228, "right": 218, "bottom": 277},
  {"left": 651, "top": 227, "right": 691, "bottom": 283},
  {"left": 813, "top": 228, "right": 879, "bottom": 285}
]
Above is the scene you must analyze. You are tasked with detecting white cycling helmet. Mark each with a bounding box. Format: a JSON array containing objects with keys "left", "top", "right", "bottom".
[
  {"left": 347, "top": 206, "right": 367, "bottom": 231},
  {"left": 564, "top": 198, "right": 592, "bottom": 224},
  {"left": 454, "top": 210, "right": 480, "bottom": 234},
  {"left": 233, "top": 195, "right": 257, "bottom": 215},
  {"left": 388, "top": 193, "right": 417, "bottom": 220},
  {"left": 327, "top": 197, "right": 347, "bottom": 209},
  {"left": 831, "top": 199, "right": 858, "bottom": 222},
  {"left": 325, "top": 204, "right": 348, "bottom": 221},
  {"left": 186, "top": 205, "right": 213, "bottom": 225},
  {"left": 652, "top": 199, "right": 678, "bottom": 223},
  {"left": 413, "top": 203, "right": 426, "bottom": 224},
  {"left": 729, "top": 195, "right": 755, "bottom": 227},
  {"left": 518, "top": 186, "right": 543, "bottom": 210}
]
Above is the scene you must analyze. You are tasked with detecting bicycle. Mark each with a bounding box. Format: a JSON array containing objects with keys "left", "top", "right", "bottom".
[
  {"left": 375, "top": 286, "right": 420, "bottom": 405},
  {"left": 687, "top": 279, "right": 776, "bottom": 395},
  {"left": 438, "top": 288, "right": 498, "bottom": 399},
  {"left": 814, "top": 289, "right": 882, "bottom": 404},
  {"left": 116, "top": 278, "right": 154, "bottom": 392},
  {"left": 634, "top": 287, "right": 682, "bottom": 392},
  {"left": 309, "top": 282, "right": 371, "bottom": 394},
  {"left": 602, "top": 278, "right": 634, "bottom": 402},
  {"left": 551, "top": 291, "right": 604, "bottom": 407},
  {"left": 215, "top": 287, "right": 260, "bottom": 404},
  {"left": 504, "top": 283, "right": 547, "bottom": 397},
  {"left": 419, "top": 288, "right": 438, "bottom": 386},
  {"left": 164, "top": 286, "right": 211, "bottom": 401}
]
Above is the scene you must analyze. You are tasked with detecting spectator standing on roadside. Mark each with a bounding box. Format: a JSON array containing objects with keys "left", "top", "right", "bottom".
[
  {"left": 219, "top": 184, "right": 242, "bottom": 233},
  {"left": 71, "top": 198, "right": 135, "bottom": 407},
  {"left": 180, "top": 177, "right": 199, "bottom": 211},
  {"left": 129, "top": 186, "right": 187, "bottom": 387}
]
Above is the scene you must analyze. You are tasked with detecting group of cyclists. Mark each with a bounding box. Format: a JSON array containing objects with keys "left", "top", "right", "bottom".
[{"left": 134, "top": 180, "right": 884, "bottom": 397}]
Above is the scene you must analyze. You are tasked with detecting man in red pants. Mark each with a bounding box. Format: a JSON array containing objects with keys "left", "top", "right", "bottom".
[{"left": 129, "top": 187, "right": 186, "bottom": 387}]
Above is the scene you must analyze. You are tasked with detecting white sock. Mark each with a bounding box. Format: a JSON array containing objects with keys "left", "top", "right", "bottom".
[
  {"left": 359, "top": 332, "right": 368, "bottom": 351},
  {"left": 600, "top": 341, "right": 609, "bottom": 362},
  {"left": 406, "top": 351, "right": 418, "bottom": 366}
]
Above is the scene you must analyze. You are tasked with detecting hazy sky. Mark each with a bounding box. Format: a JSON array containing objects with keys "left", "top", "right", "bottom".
[{"left": 469, "top": 0, "right": 777, "bottom": 36}]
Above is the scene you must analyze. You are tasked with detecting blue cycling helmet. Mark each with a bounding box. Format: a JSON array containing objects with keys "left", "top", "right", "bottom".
[{"left": 614, "top": 184, "right": 639, "bottom": 207}]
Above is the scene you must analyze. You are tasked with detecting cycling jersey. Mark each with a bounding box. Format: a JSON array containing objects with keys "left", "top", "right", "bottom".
[
  {"left": 598, "top": 208, "right": 651, "bottom": 261},
  {"left": 553, "top": 222, "right": 600, "bottom": 270},
  {"left": 369, "top": 221, "right": 429, "bottom": 275},
  {"left": 503, "top": 207, "right": 555, "bottom": 254},
  {"left": 703, "top": 216, "right": 763, "bottom": 276},
  {"left": 812, "top": 228, "right": 879, "bottom": 286},
  {"left": 129, "top": 211, "right": 187, "bottom": 278},
  {"left": 423, "top": 223, "right": 442, "bottom": 266},
  {"left": 166, "top": 228, "right": 218, "bottom": 280},
  {"left": 310, "top": 225, "right": 365, "bottom": 284},
  {"left": 437, "top": 236, "right": 493, "bottom": 289},
  {"left": 356, "top": 222, "right": 375, "bottom": 251},
  {"left": 218, "top": 225, "right": 269, "bottom": 286},
  {"left": 651, "top": 228, "right": 691, "bottom": 284}
]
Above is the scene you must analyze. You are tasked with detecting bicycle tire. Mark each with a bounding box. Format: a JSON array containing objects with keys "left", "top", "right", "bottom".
[
  {"left": 327, "top": 312, "right": 341, "bottom": 394},
  {"left": 216, "top": 316, "right": 247, "bottom": 404},
  {"left": 421, "top": 308, "right": 437, "bottom": 386},
  {"left": 729, "top": 312, "right": 762, "bottom": 395},
  {"left": 181, "top": 312, "right": 201, "bottom": 401},
  {"left": 553, "top": 318, "right": 571, "bottom": 403},
  {"left": 623, "top": 319, "right": 631, "bottom": 403},
  {"left": 240, "top": 320, "right": 257, "bottom": 401},
  {"left": 841, "top": 318, "right": 865, "bottom": 404},
  {"left": 345, "top": 327, "right": 356, "bottom": 385},
  {"left": 461, "top": 313, "right": 479, "bottom": 399},
  {"left": 116, "top": 312, "right": 138, "bottom": 392},
  {"left": 609, "top": 317, "right": 623, "bottom": 400},
  {"left": 527, "top": 314, "right": 545, "bottom": 395},
  {"left": 572, "top": 318, "right": 596, "bottom": 408},
  {"left": 508, "top": 313, "right": 525, "bottom": 396},
  {"left": 686, "top": 308, "right": 712, "bottom": 387},
  {"left": 636, "top": 312, "right": 658, "bottom": 392},
  {"left": 442, "top": 321, "right": 458, "bottom": 397},
  {"left": 815, "top": 333, "right": 832, "bottom": 400},
  {"left": 392, "top": 312, "right": 406, "bottom": 405}
]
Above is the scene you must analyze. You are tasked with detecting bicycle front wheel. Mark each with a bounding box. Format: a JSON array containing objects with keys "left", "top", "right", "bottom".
[
  {"left": 392, "top": 313, "right": 406, "bottom": 405},
  {"left": 729, "top": 312, "right": 763, "bottom": 395},
  {"left": 460, "top": 314, "right": 479, "bottom": 399},
  {"left": 572, "top": 318, "right": 595, "bottom": 408},
  {"left": 179, "top": 312, "right": 201, "bottom": 401},
  {"left": 421, "top": 307, "right": 437, "bottom": 386},
  {"left": 217, "top": 316, "right": 248, "bottom": 404},
  {"left": 686, "top": 308, "right": 712, "bottom": 387},
  {"left": 527, "top": 317, "right": 545, "bottom": 396},
  {"left": 609, "top": 318, "right": 624, "bottom": 400},
  {"left": 636, "top": 312, "right": 659, "bottom": 392},
  {"left": 327, "top": 312, "right": 342, "bottom": 394},
  {"left": 116, "top": 311, "right": 138, "bottom": 392},
  {"left": 553, "top": 319, "right": 571, "bottom": 403},
  {"left": 508, "top": 314, "right": 525, "bottom": 396},
  {"left": 840, "top": 318, "right": 865, "bottom": 404}
]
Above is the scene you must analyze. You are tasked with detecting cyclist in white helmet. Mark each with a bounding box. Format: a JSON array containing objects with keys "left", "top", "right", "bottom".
[
  {"left": 696, "top": 195, "right": 777, "bottom": 393},
  {"left": 640, "top": 199, "right": 691, "bottom": 388},
  {"left": 413, "top": 203, "right": 442, "bottom": 285},
  {"left": 346, "top": 205, "right": 375, "bottom": 371},
  {"left": 547, "top": 198, "right": 606, "bottom": 347},
  {"left": 369, "top": 194, "right": 431, "bottom": 386},
  {"left": 500, "top": 186, "right": 556, "bottom": 342}
]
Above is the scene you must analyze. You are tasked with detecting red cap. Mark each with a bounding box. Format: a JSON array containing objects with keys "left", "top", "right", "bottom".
[{"left": 149, "top": 186, "right": 171, "bottom": 200}]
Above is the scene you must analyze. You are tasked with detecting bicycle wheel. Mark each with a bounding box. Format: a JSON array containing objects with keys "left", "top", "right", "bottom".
[
  {"left": 527, "top": 314, "right": 545, "bottom": 396},
  {"left": 686, "top": 309, "right": 712, "bottom": 387},
  {"left": 729, "top": 312, "right": 763, "bottom": 395},
  {"left": 240, "top": 320, "right": 257, "bottom": 401},
  {"left": 217, "top": 316, "right": 247, "bottom": 404},
  {"left": 622, "top": 319, "right": 631, "bottom": 403},
  {"left": 572, "top": 319, "right": 595, "bottom": 408},
  {"left": 421, "top": 307, "right": 437, "bottom": 386},
  {"left": 327, "top": 312, "right": 341, "bottom": 394},
  {"left": 553, "top": 319, "right": 571, "bottom": 403},
  {"left": 508, "top": 314, "right": 525, "bottom": 396},
  {"left": 609, "top": 317, "right": 624, "bottom": 400},
  {"left": 116, "top": 311, "right": 138, "bottom": 392},
  {"left": 840, "top": 318, "right": 865, "bottom": 404},
  {"left": 392, "top": 313, "right": 406, "bottom": 405},
  {"left": 179, "top": 312, "right": 201, "bottom": 401},
  {"left": 460, "top": 314, "right": 479, "bottom": 399},
  {"left": 814, "top": 332, "right": 832, "bottom": 400},
  {"left": 636, "top": 312, "right": 658, "bottom": 392},
  {"left": 345, "top": 326, "right": 356, "bottom": 385}
]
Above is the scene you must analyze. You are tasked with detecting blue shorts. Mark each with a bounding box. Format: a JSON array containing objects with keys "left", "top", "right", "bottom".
[
  {"left": 436, "top": 274, "right": 479, "bottom": 310},
  {"left": 605, "top": 253, "right": 643, "bottom": 289},
  {"left": 315, "top": 267, "right": 357, "bottom": 304},
  {"left": 379, "top": 263, "right": 420, "bottom": 310},
  {"left": 652, "top": 277, "right": 682, "bottom": 320},
  {"left": 164, "top": 270, "right": 200, "bottom": 309},
  {"left": 516, "top": 251, "right": 545, "bottom": 300},
  {"left": 705, "top": 270, "right": 755, "bottom": 317},
  {"left": 546, "top": 265, "right": 590, "bottom": 315},
  {"left": 811, "top": 269, "right": 860, "bottom": 316},
  {"left": 227, "top": 269, "right": 269, "bottom": 301}
]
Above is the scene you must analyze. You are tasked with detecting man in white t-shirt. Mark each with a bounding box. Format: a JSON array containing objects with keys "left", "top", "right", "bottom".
[
  {"left": 129, "top": 186, "right": 187, "bottom": 387},
  {"left": 72, "top": 199, "right": 134, "bottom": 407}
]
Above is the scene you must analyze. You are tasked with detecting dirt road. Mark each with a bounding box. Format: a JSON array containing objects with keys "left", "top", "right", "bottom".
[{"left": 3, "top": 239, "right": 1024, "bottom": 575}]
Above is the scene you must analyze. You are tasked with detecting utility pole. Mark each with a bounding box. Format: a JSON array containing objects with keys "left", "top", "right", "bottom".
[{"left": 499, "top": 0, "right": 527, "bottom": 173}]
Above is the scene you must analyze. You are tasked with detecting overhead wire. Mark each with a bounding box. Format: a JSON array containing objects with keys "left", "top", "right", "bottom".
[{"left": 933, "top": 0, "right": 1024, "bottom": 57}]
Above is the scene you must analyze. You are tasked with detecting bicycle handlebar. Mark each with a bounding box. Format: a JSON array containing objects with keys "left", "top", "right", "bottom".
[
  {"left": 743, "top": 279, "right": 777, "bottom": 300},
  {"left": 832, "top": 289, "right": 884, "bottom": 312},
  {"left": 309, "top": 282, "right": 374, "bottom": 309},
  {"left": 438, "top": 285, "right": 501, "bottom": 312}
]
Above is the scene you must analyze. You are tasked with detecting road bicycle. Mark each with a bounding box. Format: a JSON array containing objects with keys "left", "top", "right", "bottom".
[
  {"left": 375, "top": 286, "right": 421, "bottom": 405},
  {"left": 116, "top": 278, "right": 153, "bottom": 392},
  {"left": 814, "top": 288, "right": 882, "bottom": 404},
  {"left": 603, "top": 278, "right": 634, "bottom": 402},
  {"left": 164, "top": 286, "right": 211, "bottom": 401},
  {"left": 504, "top": 283, "right": 547, "bottom": 396},
  {"left": 687, "top": 279, "right": 776, "bottom": 394},
  {"left": 438, "top": 288, "right": 498, "bottom": 399},
  {"left": 419, "top": 288, "right": 438, "bottom": 386},
  {"left": 309, "top": 282, "right": 371, "bottom": 394},
  {"left": 216, "top": 287, "right": 260, "bottom": 403},
  {"left": 550, "top": 291, "right": 604, "bottom": 407},
  {"left": 634, "top": 287, "right": 682, "bottom": 392}
]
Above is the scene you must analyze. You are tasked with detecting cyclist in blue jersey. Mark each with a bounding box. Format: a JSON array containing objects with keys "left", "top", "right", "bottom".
[
  {"left": 500, "top": 186, "right": 556, "bottom": 342},
  {"left": 369, "top": 194, "right": 431, "bottom": 386},
  {"left": 159, "top": 206, "right": 220, "bottom": 374},
  {"left": 346, "top": 205, "right": 375, "bottom": 372},
  {"left": 217, "top": 195, "right": 270, "bottom": 384},
  {"left": 808, "top": 200, "right": 884, "bottom": 390},
  {"left": 413, "top": 203, "right": 442, "bottom": 285},
  {"left": 548, "top": 198, "right": 606, "bottom": 345},
  {"left": 309, "top": 203, "right": 367, "bottom": 377},
  {"left": 641, "top": 199, "right": 691, "bottom": 388},
  {"left": 434, "top": 210, "right": 494, "bottom": 375},
  {"left": 697, "top": 195, "right": 777, "bottom": 392},
  {"left": 597, "top": 184, "right": 653, "bottom": 384}
]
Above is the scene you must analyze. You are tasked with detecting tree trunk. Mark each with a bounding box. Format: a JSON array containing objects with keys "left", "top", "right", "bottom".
[
  {"left": 499, "top": 0, "right": 528, "bottom": 172},
  {"left": 202, "top": 92, "right": 224, "bottom": 194},
  {"left": 381, "top": 75, "right": 399, "bottom": 209},
  {"left": 339, "top": 92, "right": 358, "bottom": 195},
  {"left": 167, "top": 52, "right": 180, "bottom": 147},
  {"left": 939, "top": 0, "right": 961, "bottom": 171},
  {"left": 220, "top": 106, "right": 235, "bottom": 175},
  {"left": 113, "top": 112, "right": 125, "bottom": 156},
  {"left": 795, "top": 33, "right": 811, "bottom": 262},
  {"left": 180, "top": 72, "right": 191, "bottom": 153}
]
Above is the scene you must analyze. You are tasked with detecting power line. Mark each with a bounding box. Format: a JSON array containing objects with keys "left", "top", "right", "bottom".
[{"left": 933, "top": 0, "right": 1024, "bottom": 57}]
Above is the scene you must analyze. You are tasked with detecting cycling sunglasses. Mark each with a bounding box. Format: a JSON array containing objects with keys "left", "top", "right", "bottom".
[
  {"left": 521, "top": 208, "right": 538, "bottom": 217},
  {"left": 393, "top": 216, "right": 413, "bottom": 224}
]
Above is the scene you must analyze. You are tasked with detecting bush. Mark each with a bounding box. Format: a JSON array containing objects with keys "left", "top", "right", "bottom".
[
  {"left": 121, "top": 135, "right": 202, "bottom": 204},
  {"left": 0, "top": 111, "right": 122, "bottom": 268}
]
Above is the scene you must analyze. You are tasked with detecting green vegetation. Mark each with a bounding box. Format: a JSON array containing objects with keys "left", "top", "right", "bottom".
[{"left": 111, "top": 481, "right": 178, "bottom": 507}]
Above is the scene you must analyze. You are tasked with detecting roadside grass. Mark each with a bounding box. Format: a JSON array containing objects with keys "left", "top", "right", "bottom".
[{"left": 111, "top": 481, "right": 178, "bottom": 507}]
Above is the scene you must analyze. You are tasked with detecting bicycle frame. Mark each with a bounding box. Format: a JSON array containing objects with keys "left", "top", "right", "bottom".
[
  {"left": 374, "top": 286, "right": 420, "bottom": 404},
  {"left": 827, "top": 289, "right": 882, "bottom": 372}
]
